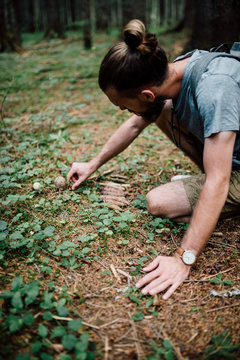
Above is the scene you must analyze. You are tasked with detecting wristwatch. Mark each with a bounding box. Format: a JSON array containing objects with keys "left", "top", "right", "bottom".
[{"left": 176, "top": 248, "right": 197, "bottom": 265}]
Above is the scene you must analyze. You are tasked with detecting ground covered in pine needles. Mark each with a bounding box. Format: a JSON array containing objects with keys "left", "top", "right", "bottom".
[{"left": 0, "top": 30, "right": 240, "bottom": 360}]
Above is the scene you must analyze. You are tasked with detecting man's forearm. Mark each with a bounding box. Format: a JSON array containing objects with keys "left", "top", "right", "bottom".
[
  {"left": 181, "top": 178, "right": 230, "bottom": 255},
  {"left": 90, "top": 114, "right": 149, "bottom": 171}
]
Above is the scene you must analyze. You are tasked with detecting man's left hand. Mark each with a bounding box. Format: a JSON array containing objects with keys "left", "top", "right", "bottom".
[{"left": 135, "top": 255, "right": 191, "bottom": 300}]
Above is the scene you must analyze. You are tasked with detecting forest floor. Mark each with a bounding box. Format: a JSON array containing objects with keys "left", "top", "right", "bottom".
[{"left": 0, "top": 30, "right": 240, "bottom": 360}]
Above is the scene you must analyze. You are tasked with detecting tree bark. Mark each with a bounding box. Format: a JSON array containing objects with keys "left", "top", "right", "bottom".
[
  {"left": 0, "top": 0, "right": 22, "bottom": 52},
  {"left": 95, "top": 0, "right": 108, "bottom": 30},
  {"left": 43, "top": 0, "right": 65, "bottom": 39},
  {"left": 81, "top": 0, "right": 92, "bottom": 49}
]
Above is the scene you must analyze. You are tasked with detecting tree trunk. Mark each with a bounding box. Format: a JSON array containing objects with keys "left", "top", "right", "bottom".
[
  {"left": 43, "top": 0, "right": 65, "bottom": 39},
  {"left": 191, "top": 0, "right": 240, "bottom": 50},
  {"left": 122, "top": 0, "right": 133, "bottom": 26},
  {"left": 81, "top": 0, "right": 92, "bottom": 49},
  {"left": 95, "top": 0, "right": 108, "bottom": 30},
  {"left": 134, "top": 0, "right": 146, "bottom": 24},
  {"left": 0, "top": 0, "right": 22, "bottom": 52}
]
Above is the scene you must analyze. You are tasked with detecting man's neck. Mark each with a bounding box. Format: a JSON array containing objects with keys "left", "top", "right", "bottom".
[{"left": 153, "top": 58, "right": 190, "bottom": 99}]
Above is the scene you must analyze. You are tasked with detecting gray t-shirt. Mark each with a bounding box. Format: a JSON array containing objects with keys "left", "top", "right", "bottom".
[{"left": 173, "top": 50, "right": 240, "bottom": 170}]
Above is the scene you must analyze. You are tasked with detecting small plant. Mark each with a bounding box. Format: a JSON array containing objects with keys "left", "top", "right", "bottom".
[
  {"left": 0, "top": 277, "right": 97, "bottom": 359},
  {"left": 147, "top": 339, "right": 174, "bottom": 360},
  {"left": 202, "top": 331, "right": 240, "bottom": 359},
  {"left": 209, "top": 274, "right": 233, "bottom": 286}
]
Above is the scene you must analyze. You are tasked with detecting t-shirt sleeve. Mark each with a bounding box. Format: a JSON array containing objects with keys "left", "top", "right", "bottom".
[{"left": 196, "top": 74, "right": 240, "bottom": 138}]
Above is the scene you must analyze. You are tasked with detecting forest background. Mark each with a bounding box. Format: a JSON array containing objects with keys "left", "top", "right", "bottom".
[{"left": 0, "top": 1, "right": 240, "bottom": 360}]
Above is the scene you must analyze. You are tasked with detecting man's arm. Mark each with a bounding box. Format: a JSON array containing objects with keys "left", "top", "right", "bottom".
[
  {"left": 136, "top": 131, "right": 236, "bottom": 299},
  {"left": 67, "top": 114, "right": 150, "bottom": 190}
]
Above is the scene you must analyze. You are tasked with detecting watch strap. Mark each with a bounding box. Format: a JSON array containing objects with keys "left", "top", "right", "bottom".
[{"left": 176, "top": 248, "right": 184, "bottom": 257}]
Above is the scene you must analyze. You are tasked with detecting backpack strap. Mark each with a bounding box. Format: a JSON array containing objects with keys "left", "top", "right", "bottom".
[{"left": 190, "top": 52, "right": 240, "bottom": 109}]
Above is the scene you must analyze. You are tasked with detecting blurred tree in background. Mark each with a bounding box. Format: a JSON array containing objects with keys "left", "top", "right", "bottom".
[{"left": 0, "top": 0, "right": 239, "bottom": 52}]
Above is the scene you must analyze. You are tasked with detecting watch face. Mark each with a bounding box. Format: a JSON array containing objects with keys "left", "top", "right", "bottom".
[{"left": 182, "top": 251, "right": 196, "bottom": 265}]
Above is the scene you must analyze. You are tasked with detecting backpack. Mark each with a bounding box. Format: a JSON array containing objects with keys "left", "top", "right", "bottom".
[{"left": 190, "top": 42, "right": 240, "bottom": 102}]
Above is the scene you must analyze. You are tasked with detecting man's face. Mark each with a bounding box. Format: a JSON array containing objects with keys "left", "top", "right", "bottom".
[{"left": 105, "top": 87, "right": 165, "bottom": 121}]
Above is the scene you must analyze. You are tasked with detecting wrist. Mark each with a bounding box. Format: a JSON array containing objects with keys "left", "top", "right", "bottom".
[{"left": 88, "top": 158, "right": 100, "bottom": 173}]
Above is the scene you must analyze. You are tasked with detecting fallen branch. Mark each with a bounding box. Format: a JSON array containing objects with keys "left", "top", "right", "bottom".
[{"left": 205, "top": 302, "right": 240, "bottom": 313}]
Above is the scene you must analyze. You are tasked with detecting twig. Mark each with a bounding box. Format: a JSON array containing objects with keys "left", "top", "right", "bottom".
[
  {"left": 205, "top": 302, "right": 240, "bottom": 313},
  {"left": 115, "top": 327, "right": 132, "bottom": 342},
  {"left": 170, "top": 234, "right": 178, "bottom": 248},
  {"left": 116, "top": 268, "right": 133, "bottom": 281},
  {"left": 99, "top": 318, "right": 126, "bottom": 328},
  {"left": 185, "top": 266, "right": 236, "bottom": 282},
  {"left": 104, "top": 336, "right": 111, "bottom": 360},
  {"left": 93, "top": 258, "right": 108, "bottom": 269},
  {"left": 129, "top": 314, "right": 144, "bottom": 360},
  {"left": 51, "top": 315, "right": 100, "bottom": 329},
  {"left": 110, "top": 264, "right": 121, "bottom": 283}
]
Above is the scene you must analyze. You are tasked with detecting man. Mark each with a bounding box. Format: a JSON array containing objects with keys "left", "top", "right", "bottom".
[{"left": 67, "top": 20, "right": 240, "bottom": 299}]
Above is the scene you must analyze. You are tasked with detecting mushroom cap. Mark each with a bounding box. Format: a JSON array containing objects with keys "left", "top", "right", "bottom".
[
  {"left": 33, "top": 182, "right": 41, "bottom": 191},
  {"left": 54, "top": 176, "right": 66, "bottom": 189}
]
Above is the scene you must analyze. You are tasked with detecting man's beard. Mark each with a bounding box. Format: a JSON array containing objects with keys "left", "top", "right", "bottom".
[{"left": 129, "top": 96, "right": 166, "bottom": 122}]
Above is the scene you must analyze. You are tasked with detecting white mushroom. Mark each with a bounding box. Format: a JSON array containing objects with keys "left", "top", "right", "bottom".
[{"left": 54, "top": 176, "right": 66, "bottom": 190}]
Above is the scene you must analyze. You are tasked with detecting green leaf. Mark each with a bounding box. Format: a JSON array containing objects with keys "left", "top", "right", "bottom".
[
  {"left": 62, "top": 334, "right": 77, "bottom": 350},
  {"left": 31, "top": 341, "right": 42, "bottom": 354},
  {"left": 223, "top": 279, "right": 233, "bottom": 286},
  {"left": 68, "top": 319, "right": 82, "bottom": 331},
  {"left": 38, "top": 324, "right": 48, "bottom": 338},
  {"left": 0, "top": 290, "right": 13, "bottom": 299},
  {"left": 59, "top": 354, "right": 72, "bottom": 360},
  {"left": 129, "top": 294, "right": 141, "bottom": 305},
  {"left": 40, "top": 291, "right": 54, "bottom": 309},
  {"left": 132, "top": 312, "right": 144, "bottom": 322},
  {"left": 11, "top": 291, "right": 23, "bottom": 311},
  {"left": 11, "top": 277, "right": 23, "bottom": 292},
  {"left": 75, "top": 333, "right": 89, "bottom": 353},
  {"left": 9, "top": 231, "right": 24, "bottom": 240},
  {"left": 0, "top": 220, "right": 8, "bottom": 231},
  {"left": 24, "top": 281, "right": 40, "bottom": 306},
  {"left": 40, "top": 353, "right": 54, "bottom": 360},
  {"left": 6, "top": 315, "right": 23, "bottom": 332},
  {"left": 51, "top": 326, "right": 66, "bottom": 339},
  {"left": 56, "top": 306, "right": 68, "bottom": 317},
  {"left": 44, "top": 226, "right": 55, "bottom": 237},
  {"left": 15, "top": 354, "right": 31, "bottom": 360},
  {"left": 163, "top": 339, "right": 173, "bottom": 350},
  {"left": 22, "top": 314, "right": 34, "bottom": 326},
  {"left": 43, "top": 311, "right": 52, "bottom": 321},
  {"left": 146, "top": 299, "right": 154, "bottom": 308},
  {"left": 75, "top": 353, "right": 87, "bottom": 360}
]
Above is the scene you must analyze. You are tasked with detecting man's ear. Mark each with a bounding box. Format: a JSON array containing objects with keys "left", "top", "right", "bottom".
[{"left": 138, "top": 89, "right": 155, "bottom": 102}]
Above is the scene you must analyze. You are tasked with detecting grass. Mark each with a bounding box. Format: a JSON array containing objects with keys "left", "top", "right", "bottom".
[{"left": 0, "top": 30, "right": 240, "bottom": 359}]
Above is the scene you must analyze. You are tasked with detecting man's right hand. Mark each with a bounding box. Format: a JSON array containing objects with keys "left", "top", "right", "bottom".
[{"left": 67, "top": 162, "right": 96, "bottom": 190}]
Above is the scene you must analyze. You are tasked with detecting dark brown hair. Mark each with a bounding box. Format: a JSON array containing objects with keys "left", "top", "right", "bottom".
[{"left": 98, "top": 19, "right": 168, "bottom": 96}]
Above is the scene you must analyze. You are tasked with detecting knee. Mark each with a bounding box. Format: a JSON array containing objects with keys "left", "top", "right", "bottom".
[{"left": 146, "top": 189, "right": 166, "bottom": 217}]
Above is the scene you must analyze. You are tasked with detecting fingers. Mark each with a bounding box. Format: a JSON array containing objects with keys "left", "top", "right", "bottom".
[
  {"left": 135, "top": 257, "right": 161, "bottom": 289},
  {"left": 72, "top": 178, "right": 82, "bottom": 190},
  {"left": 67, "top": 168, "right": 74, "bottom": 187},
  {"left": 143, "top": 256, "right": 160, "bottom": 272},
  {"left": 162, "top": 282, "right": 180, "bottom": 300},
  {"left": 142, "top": 279, "right": 170, "bottom": 295}
]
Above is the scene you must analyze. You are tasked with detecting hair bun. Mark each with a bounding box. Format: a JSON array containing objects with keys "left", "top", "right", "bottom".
[
  {"left": 123, "top": 19, "right": 145, "bottom": 49},
  {"left": 123, "top": 19, "right": 158, "bottom": 55}
]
